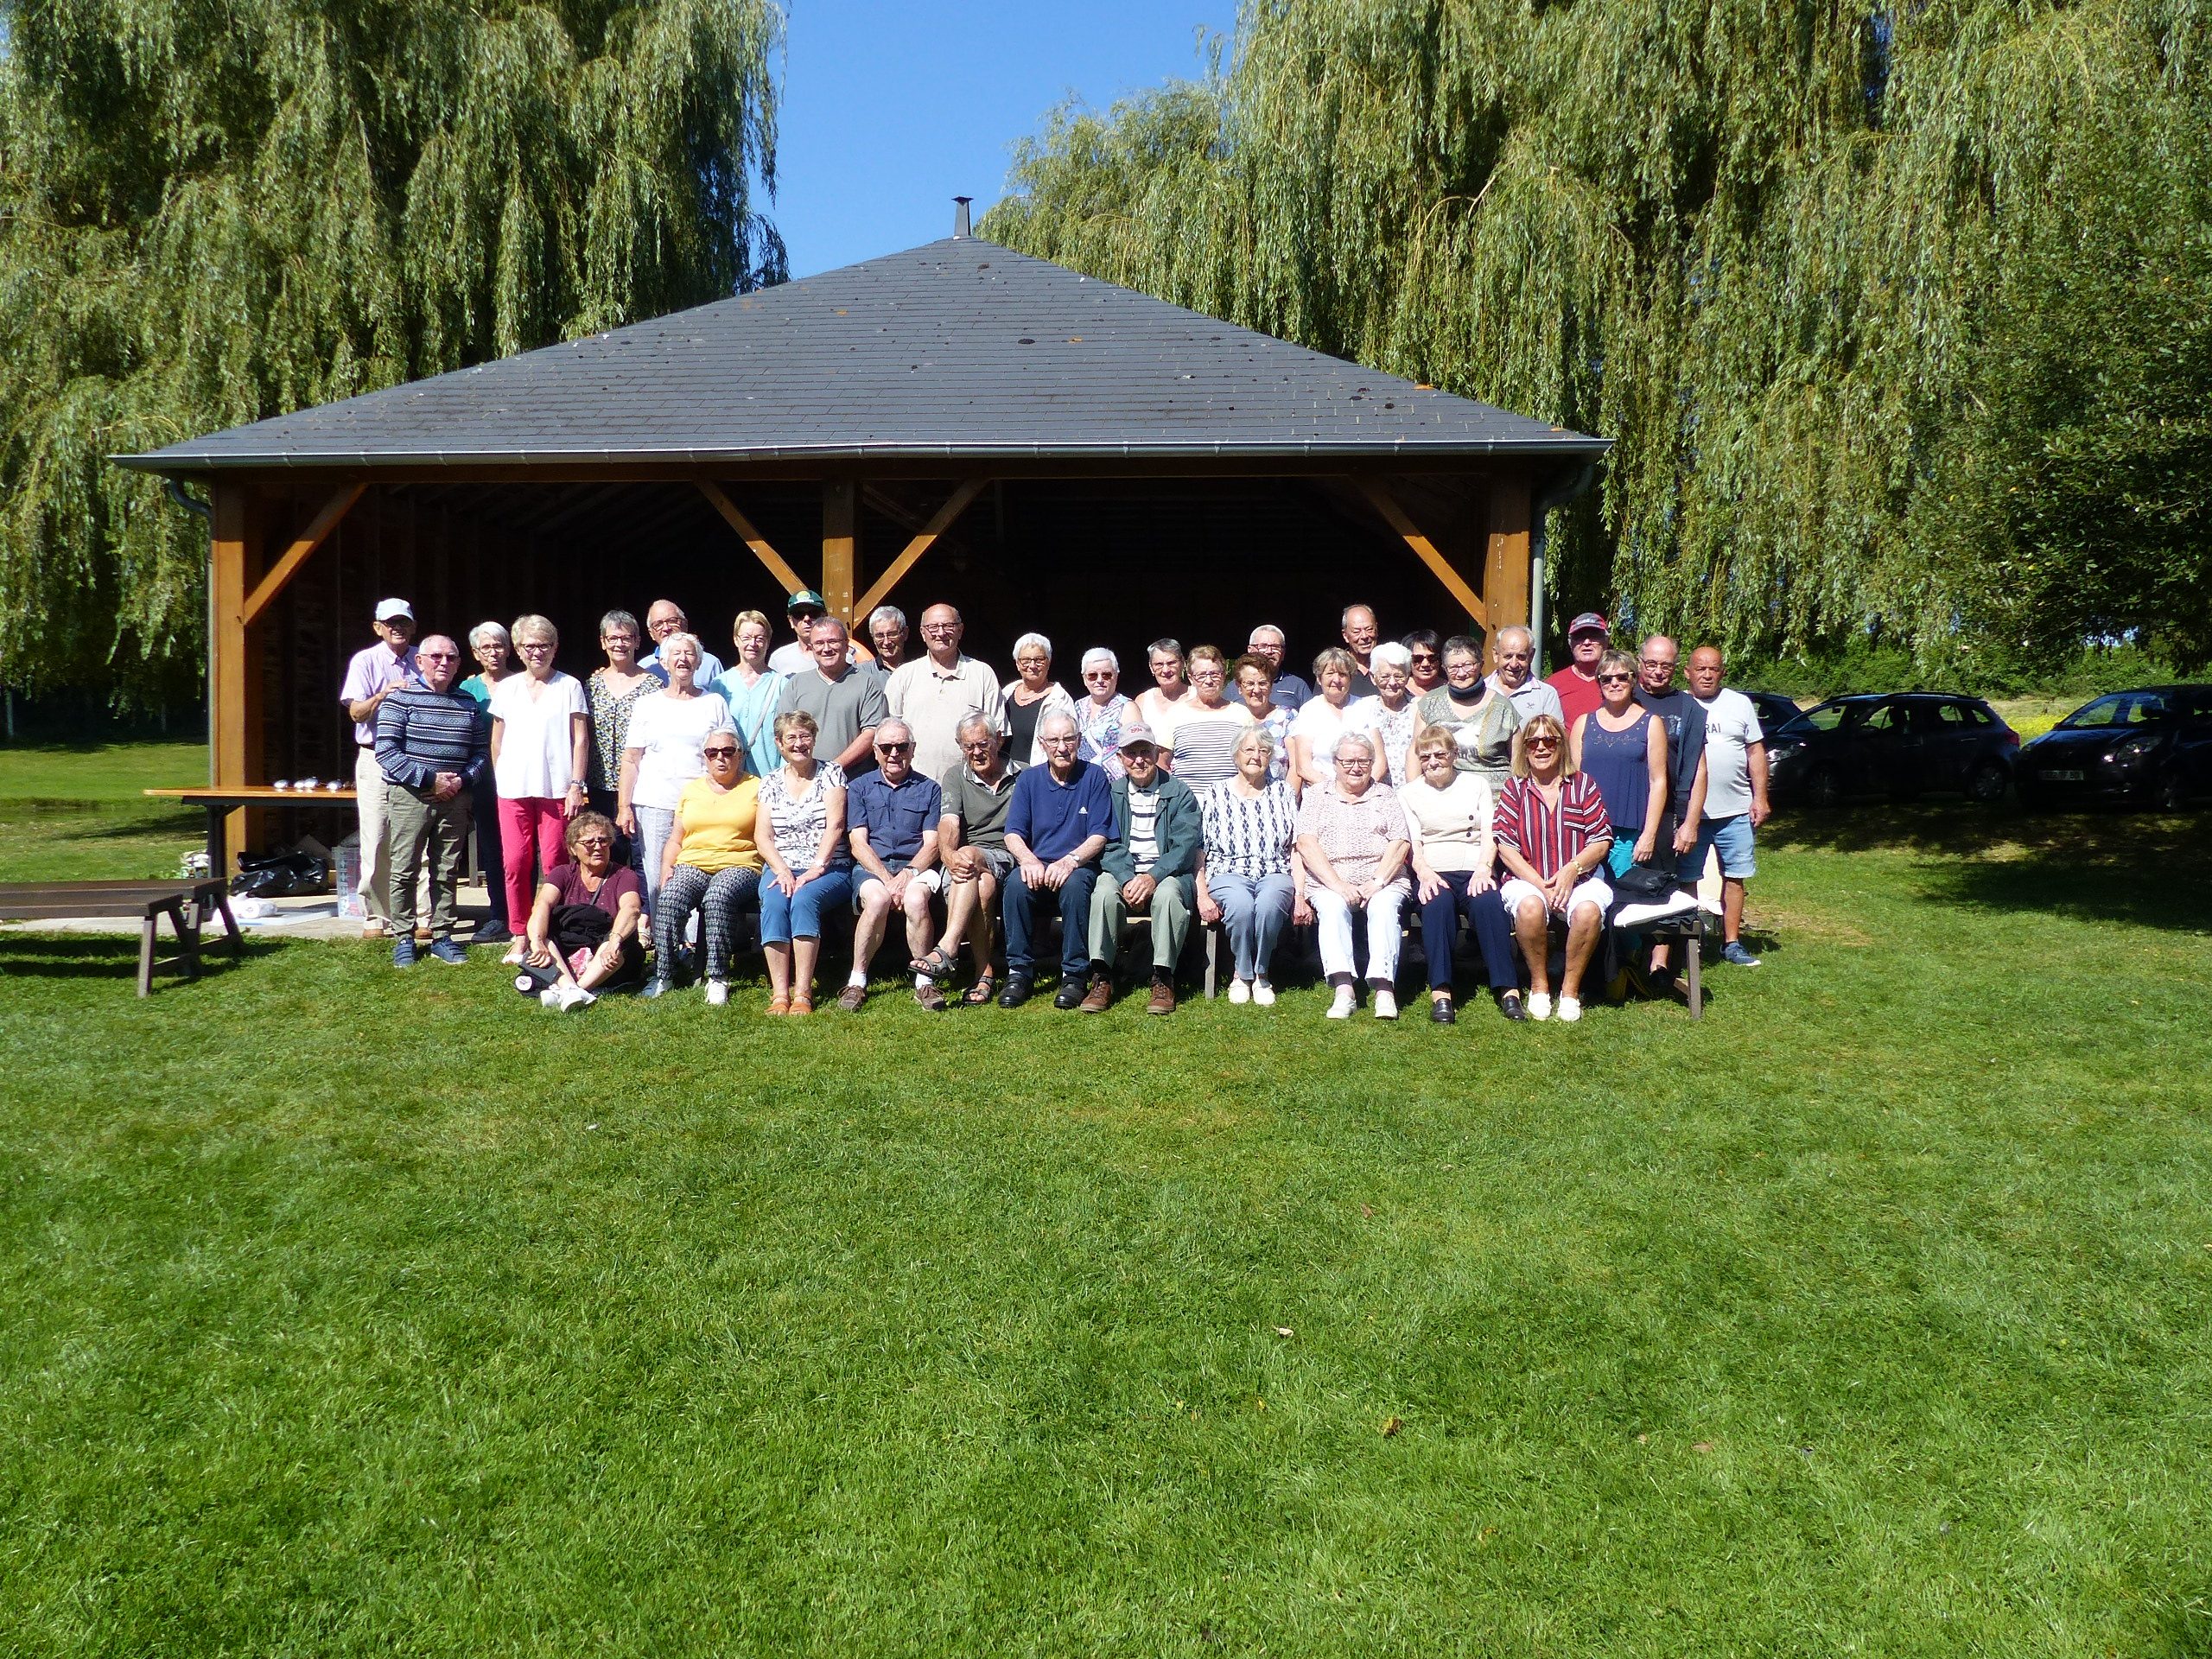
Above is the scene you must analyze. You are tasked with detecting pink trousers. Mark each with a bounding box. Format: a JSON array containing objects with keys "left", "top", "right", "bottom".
[{"left": 497, "top": 797, "right": 570, "bottom": 924}]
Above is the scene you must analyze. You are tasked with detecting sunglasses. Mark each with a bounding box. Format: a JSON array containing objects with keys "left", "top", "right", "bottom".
[
  {"left": 1598, "top": 672, "right": 1634, "bottom": 684},
  {"left": 875, "top": 741, "right": 913, "bottom": 754},
  {"left": 702, "top": 747, "right": 739, "bottom": 758},
  {"left": 1524, "top": 736, "right": 1560, "bottom": 749}
]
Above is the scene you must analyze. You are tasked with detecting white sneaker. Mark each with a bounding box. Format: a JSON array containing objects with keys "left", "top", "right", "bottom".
[
  {"left": 1556, "top": 995, "right": 1582, "bottom": 1023},
  {"left": 1253, "top": 980, "right": 1276, "bottom": 1007},
  {"left": 1528, "top": 991, "right": 1554, "bottom": 1021},
  {"left": 539, "top": 986, "right": 563, "bottom": 1008},
  {"left": 1326, "top": 988, "right": 1356, "bottom": 1020},
  {"left": 1227, "top": 977, "right": 1250, "bottom": 1004},
  {"left": 1372, "top": 988, "right": 1397, "bottom": 1020},
  {"left": 557, "top": 983, "right": 595, "bottom": 1013},
  {"left": 704, "top": 979, "right": 728, "bottom": 1007}
]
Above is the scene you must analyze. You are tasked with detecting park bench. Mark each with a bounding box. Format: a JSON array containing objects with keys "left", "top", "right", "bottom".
[{"left": 0, "top": 879, "right": 243, "bottom": 995}]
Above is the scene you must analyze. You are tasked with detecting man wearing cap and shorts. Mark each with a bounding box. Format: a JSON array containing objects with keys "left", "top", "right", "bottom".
[
  {"left": 340, "top": 599, "right": 421, "bottom": 935},
  {"left": 840, "top": 718, "right": 947, "bottom": 1011},
  {"left": 1685, "top": 645, "right": 1770, "bottom": 968},
  {"left": 769, "top": 589, "right": 858, "bottom": 676},
  {"left": 1545, "top": 612, "right": 1612, "bottom": 728}
]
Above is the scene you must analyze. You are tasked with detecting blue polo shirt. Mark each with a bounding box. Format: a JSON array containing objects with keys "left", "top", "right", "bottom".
[
  {"left": 1006, "top": 759, "right": 1112, "bottom": 861},
  {"left": 846, "top": 769, "right": 943, "bottom": 874}
]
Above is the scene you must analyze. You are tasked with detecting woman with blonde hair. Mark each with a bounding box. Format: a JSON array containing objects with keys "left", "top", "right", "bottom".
[
  {"left": 1492, "top": 712, "right": 1613, "bottom": 1022},
  {"left": 487, "top": 613, "right": 589, "bottom": 963},
  {"left": 711, "top": 608, "right": 787, "bottom": 779}
]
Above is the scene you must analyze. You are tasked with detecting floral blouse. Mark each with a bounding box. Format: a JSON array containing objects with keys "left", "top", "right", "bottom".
[
  {"left": 588, "top": 668, "right": 660, "bottom": 795},
  {"left": 758, "top": 760, "right": 851, "bottom": 870}
]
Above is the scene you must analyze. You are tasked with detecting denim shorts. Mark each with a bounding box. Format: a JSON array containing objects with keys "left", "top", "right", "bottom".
[{"left": 1681, "top": 813, "right": 1757, "bottom": 881}]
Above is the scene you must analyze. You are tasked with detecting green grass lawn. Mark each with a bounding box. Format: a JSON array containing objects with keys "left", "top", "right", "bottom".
[
  {"left": 4, "top": 745, "right": 2211, "bottom": 1654},
  {"left": 0, "top": 740, "right": 207, "bottom": 881}
]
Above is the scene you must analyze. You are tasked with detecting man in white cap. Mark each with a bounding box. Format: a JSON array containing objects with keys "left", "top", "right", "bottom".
[
  {"left": 1544, "top": 611, "right": 1612, "bottom": 729},
  {"left": 339, "top": 598, "right": 421, "bottom": 935}
]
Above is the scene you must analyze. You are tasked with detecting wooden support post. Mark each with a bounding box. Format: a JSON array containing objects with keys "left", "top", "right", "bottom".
[
  {"left": 1484, "top": 475, "right": 1533, "bottom": 670},
  {"left": 240, "top": 482, "right": 365, "bottom": 626},
  {"left": 696, "top": 480, "right": 809, "bottom": 598},
  {"left": 822, "top": 479, "right": 857, "bottom": 624},
  {"left": 1353, "top": 477, "right": 1487, "bottom": 632},
  {"left": 208, "top": 482, "right": 262, "bottom": 872},
  {"left": 852, "top": 478, "right": 988, "bottom": 620}
]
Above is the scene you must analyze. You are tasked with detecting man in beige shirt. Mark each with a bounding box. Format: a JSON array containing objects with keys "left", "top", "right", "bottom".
[{"left": 886, "top": 602, "right": 1004, "bottom": 782}]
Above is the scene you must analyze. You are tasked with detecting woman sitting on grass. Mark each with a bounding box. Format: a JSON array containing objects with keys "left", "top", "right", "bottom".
[
  {"left": 524, "top": 810, "right": 645, "bottom": 1011},
  {"left": 642, "top": 727, "right": 761, "bottom": 1007}
]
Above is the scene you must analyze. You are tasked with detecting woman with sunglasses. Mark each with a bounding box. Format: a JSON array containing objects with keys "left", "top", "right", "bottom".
[
  {"left": 487, "top": 613, "right": 590, "bottom": 964},
  {"left": 1493, "top": 714, "right": 1612, "bottom": 1021},
  {"left": 1570, "top": 648, "right": 1669, "bottom": 878},
  {"left": 642, "top": 727, "right": 760, "bottom": 1007},
  {"left": 523, "top": 810, "right": 645, "bottom": 1010},
  {"left": 1074, "top": 647, "right": 1134, "bottom": 778},
  {"left": 1402, "top": 629, "right": 1446, "bottom": 696}
]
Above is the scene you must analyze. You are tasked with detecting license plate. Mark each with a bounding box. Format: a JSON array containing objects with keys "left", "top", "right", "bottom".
[{"left": 2038, "top": 769, "right": 2085, "bottom": 782}]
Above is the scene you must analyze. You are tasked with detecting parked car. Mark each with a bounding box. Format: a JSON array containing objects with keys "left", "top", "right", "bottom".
[
  {"left": 1745, "top": 690, "right": 1802, "bottom": 738},
  {"left": 2015, "top": 685, "right": 2212, "bottom": 810},
  {"left": 1767, "top": 693, "right": 2018, "bottom": 806}
]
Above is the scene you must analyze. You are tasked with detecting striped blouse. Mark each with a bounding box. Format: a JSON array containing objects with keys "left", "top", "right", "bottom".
[
  {"left": 1492, "top": 772, "right": 1611, "bottom": 881},
  {"left": 1198, "top": 779, "right": 1299, "bottom": 880}
]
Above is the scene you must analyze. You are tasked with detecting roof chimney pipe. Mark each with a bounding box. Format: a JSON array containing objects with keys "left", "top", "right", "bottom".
[{"left": 953, "top": 196, "right": 972, "bottom": 238}]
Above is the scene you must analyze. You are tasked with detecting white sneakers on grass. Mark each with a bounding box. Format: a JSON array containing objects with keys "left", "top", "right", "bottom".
[
  {"left": 704, "top": 979, "right": 728, "bottom": 1007},
  {"left": 1326, "top": 987, "right": 1356, "bottom": 1020},
  {"left": 1252, "top": 980, "right": 1276, "bottom": 1007},
  {"left": 1227, "top": 978, "right": 1251, "bottom": 1004},
  {"left": 539, "top": 983, "right": 595, "bottom": 1012},
  {"left": 1556, "top": 995, "right": 1582, "bottom": 1023},
  {"left": 1372, "top": 988, "right": 1397, "bottom": 1020},
  {"left": 1527, "top": 991, "right": 1553, "bottom": 1021}
]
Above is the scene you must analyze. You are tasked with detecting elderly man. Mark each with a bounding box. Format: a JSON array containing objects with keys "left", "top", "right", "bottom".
[
  {"left": 866, "top": 605, "right": 911, "bottom": 676},
  {"left": 340, "top": 597, "right": 421, "bottom": 936},
  {"left": 841, "top": 718, "right": 946, "bottom": 1011},
  {"left": 777, "top": 615, "right": 886, "bottom": 773},
  {"left": 887, "top": 601, "right": 1004, "bottom": 782},
  {"left": 924, "top": 713, "right": 1021, "bottom": 1002},
  {"left": 1079, "top": 724, "right": 1199, "bottom": 1014},
  {"left": 1295, "top": 732, "right": 1413, "bottom": 1019},
  {"left": 999, "top": 711, "right": 1112, "bottom": 1007},
  {"left": 373, "top": 633, "right": 486, "bottom": 968},
  {"left": 1486, "top": 625, "right": 1565, "bottom": 724},
  {"left": 1686, "top": 645, "right": 1770, "bottom": 968},
  {"left": 1341, "top": 604, "right": 1381, "bottom": 696},
  {"left": 1247, "top": 624, "right": 1313, "bottom": 710},
  {"left": 1545, "top": 612, "right": 1611, "bottom": 727},
  {"left": 642, "top": 599, "right": 726, "bottom": 684}
]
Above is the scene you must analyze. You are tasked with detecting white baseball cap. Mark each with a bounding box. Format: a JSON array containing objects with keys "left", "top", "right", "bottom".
[{"left": 374, "top": 598, "right": 415, "bottom": 623}]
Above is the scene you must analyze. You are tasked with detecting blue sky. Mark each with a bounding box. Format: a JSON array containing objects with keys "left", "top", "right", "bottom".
[{"left": 770, "top": 1, "right": 1236, "bottom": 278}]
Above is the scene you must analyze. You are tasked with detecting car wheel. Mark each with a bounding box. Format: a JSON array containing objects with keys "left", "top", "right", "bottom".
[
  {"left": 1807, "top": 765, "right": 1843, "bottom": 809},
  {"left": 1965, "top": 760, "right": 2009, "bottom": 805},
  {"left": 2156, "top": 771, "right": 2191, "bottom": 813}
]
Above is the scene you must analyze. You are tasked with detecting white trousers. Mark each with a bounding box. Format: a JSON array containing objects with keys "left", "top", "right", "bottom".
[
  {"left": 1311, "top": 882, "right": 1408, "bottom": 982},
  {"left": 354, "top": 747, "right": 390, "bottom": 920}
]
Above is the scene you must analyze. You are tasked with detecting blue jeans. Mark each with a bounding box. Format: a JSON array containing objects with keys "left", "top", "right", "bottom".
[
  {"left": 1418, "top": 871, "right": 1519, "bottom": 993},
  {"left": 1001, "top": 864, "right": 1099, "bottom": 981},
  {"left": 1206, "top": 869, "right": 1294, "bottom": 982},
  {"left": 760, "top": 868, "right": 855, "bottom": 944}
]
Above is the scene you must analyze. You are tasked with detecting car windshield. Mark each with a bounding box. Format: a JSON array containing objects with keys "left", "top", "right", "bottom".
[
  {"left": 2059, "top": 692, "right": 2168, "bottom": 730},
  {"left": 1778, "top": 700, "right": 1866, "bottom": 735}
]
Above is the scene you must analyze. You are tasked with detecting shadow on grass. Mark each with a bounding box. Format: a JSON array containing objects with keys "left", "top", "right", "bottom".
[
  {"left": 0, "top": 931, "right": 270, "bottom": 985},
  {"left": 1766, "top": 803, "right": 2212, "bottom": 933}
]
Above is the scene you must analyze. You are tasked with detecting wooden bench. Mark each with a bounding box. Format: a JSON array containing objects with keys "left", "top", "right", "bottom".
[{"left": 0, "top": 880, "right": 244, "bottom": 995}]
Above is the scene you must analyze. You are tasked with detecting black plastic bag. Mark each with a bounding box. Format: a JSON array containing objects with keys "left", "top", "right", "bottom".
[{"left": 230, "top": 850, "right": 331, "bottom": 899}]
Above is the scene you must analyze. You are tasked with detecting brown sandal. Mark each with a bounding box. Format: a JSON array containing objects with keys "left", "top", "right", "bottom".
[
  {"left": 765, "top": 994, "right": 790, "bottom": 1016},
  {"left": 962, "top": 973, "right": 997, "bottom": 1007},
  {"left": 790, "top": 993, "right": 814, "bottom": 1015}
]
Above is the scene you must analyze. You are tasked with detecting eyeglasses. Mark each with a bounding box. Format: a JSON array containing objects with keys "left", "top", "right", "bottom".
[
  {"left": 1524, "top": 736, "right": 1560, "bottom": 750},
  {"left": 875, "top": 741, "right": 913, "bottom": 754},
  {"left": 518, "top": 641, "right": 554, "bottom": 652},
  {"left": 702, "top": 747, "right": 739, "bottom": 758},
  {"left": 1337, "top": 757, "right": 1374, "bottom": 769},
  {"left": 791, "top": 609, "right": 824, "bottom": 623},
  {"left": 1409, "top": 653, "right": 1438, "bottom": 664},
  {"left": 1040, "top": 734, "right": 1079, "bottom": 748},
  {"left": 421, "top": 651, "right": 457, "bottom": 661},
  {"left": 576, "top": 835, "right": 613, "bottom": 847},
  {"left": 1597, "top": 672, "right": 1634, "bottom": 684}
]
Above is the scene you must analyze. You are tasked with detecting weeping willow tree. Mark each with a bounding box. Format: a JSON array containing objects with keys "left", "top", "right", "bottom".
[
  {"left": 983, "top": 0, "right": 2212, "bottom": 671},
  {"left": 0, "top": 0, "right": 784, "bottom": 704}
]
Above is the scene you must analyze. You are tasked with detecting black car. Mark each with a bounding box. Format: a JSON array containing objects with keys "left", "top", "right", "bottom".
[
  {"left": 2015, "top": 685, "right": 2212, "bottom": 810},
  {"left": 1745, "top": 690, "right": 1802, "bottom": 738},
  {"left": 1767, "top": 693, "right": 2019, "bottom": 806}
]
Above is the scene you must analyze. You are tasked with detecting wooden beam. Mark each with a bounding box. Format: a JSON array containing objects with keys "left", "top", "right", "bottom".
[
  {"left": 696, "top": 479, "right": 810, "bottom": 597},
  {"left": 1484, "top": 475, "right": 1534, "bottom": 670},
  {"left": 1352, "top": 477, "right": 1487, "bottom": 632},
  {"left": 822, "top": 480, "right": 857, "bottom": 623},
  {"left": 853, "top": 478, "right": 988, "bottom": 620},
  {"left": 208, "top": 483, "right": 261, "bottom": 872},
  {"left": 238, "top": 483, "right": 364, "bottom": 627}
]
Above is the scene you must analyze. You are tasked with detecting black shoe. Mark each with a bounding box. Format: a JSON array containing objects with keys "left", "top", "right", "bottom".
[
  {"left": 998, "top": 973, "right": 1034, "bottom": 1008},
  {"left": 1053, "top": 978, "right": 1090, "bottom": 1010},
  {"left": 1497, "top": 990, "right": 1529, "bottom": 1022},
  {"left": 1429, "top": 995, "right": 1457, "bottom": 1025}
]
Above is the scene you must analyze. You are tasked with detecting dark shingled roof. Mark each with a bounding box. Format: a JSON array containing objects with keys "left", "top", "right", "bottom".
[{"left": 119, "top": 238, "right": 1608, "bottom": 473}]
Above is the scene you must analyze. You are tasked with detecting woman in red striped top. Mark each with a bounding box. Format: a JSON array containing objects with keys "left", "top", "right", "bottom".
[{"left": 1493, "top": 712, "right": 1614, "bottom": 1023}]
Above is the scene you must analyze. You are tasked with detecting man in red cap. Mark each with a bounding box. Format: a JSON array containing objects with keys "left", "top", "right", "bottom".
[{"left": 1545, "top": 612, "right": 1612, "bottom": 729}]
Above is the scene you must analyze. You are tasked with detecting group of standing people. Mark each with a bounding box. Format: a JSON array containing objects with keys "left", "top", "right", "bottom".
[{"left": 343, "top": 589, "right": 1770, "bottom": 1017}]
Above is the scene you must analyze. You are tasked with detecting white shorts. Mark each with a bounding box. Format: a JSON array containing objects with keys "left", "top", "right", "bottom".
[
  {"left": 856, "top": 867, "right": 944, "bottom": 908},
  {"left": 1499, "top": 874, "right": 1613, "bottom": 920}
]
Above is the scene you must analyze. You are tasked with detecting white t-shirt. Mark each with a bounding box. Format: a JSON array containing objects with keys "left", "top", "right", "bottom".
[
  {"left": 1289, "top": 697, "right": 1377, "bottom": 785},
  {"left": 488, "top": 671, "right": 588, "bottom": 798},
  {"left": 625, "top": 690, "right": 734, "bottom": 811},
  {"left": 1694, "top": 688, "right": 1766, "bottom": 819}
]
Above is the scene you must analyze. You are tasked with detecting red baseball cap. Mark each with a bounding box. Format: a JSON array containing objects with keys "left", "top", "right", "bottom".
[{"left": 1566, "top": 612, "right": 1611, "bottom": 637}]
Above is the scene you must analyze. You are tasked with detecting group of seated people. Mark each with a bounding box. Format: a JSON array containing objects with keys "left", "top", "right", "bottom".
[{"left": 360, "top": 591, "right": 1764, "bottom": 1022}]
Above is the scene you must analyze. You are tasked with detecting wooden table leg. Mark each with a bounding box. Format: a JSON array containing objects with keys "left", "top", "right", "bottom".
[
  {"left": 1686, "top": 932, "right": 1702, "bottom": 1020},
  {"left": 206, "top": 804, "right": 228, "bottom": 878},
  {"left": 138, "top": 907, "right": 159, "bottom": 996}
]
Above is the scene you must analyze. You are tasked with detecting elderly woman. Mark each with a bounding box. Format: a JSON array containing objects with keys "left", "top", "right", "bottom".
[
  {"left": 756, "top": 709, "right": 854, "bottom": 1014},
  {"left": 642, "top": 725, "right": 760, "bottom": 1006},
  {"left": 522, "top": 810, "right": 645, "bottom": 1010},
  {"left": 1232, "top": 654, "right": 1295, "bottom": 785},
  {"left": 1570, "top": 647, "right": 1669, "bottom": 879},
  {"left": 586, "top": 609, "right": 658, "bottom": 825},
  {"left": 1196, "top": 727, "right": 1308, "bottom": 1004},
  {"left": 1416, "top": 632, "right": 1522, "bottom": 787},
  {"left": 1133, "top": 638, "right": 1192, "bottom": 735},
  {"left": 711, "top": 608, "right": 788, "bottom": 780},
  {"left": 1167, "top": 645, "right": 1255, "bottom": 789},
  {"left": 1294, "top": 732, "right": 1413, "bottom": 1020},
  {"left": 1288, "top": 647, "right": 1378, "bottom": 793},
  {"left": 618, "top": 631, "right": 734, "bottom": 918},
  {"left": 1001, "top": 632, "right": 1077, "bottom": 766},
  {"left": 1075, "top": 646, "right": 1134, "bottom": 777},
  {"left": 488, "top": 613, "right": 590, "bottom": 964},
  {"left": 1402, "top": 727, "right": 1524, "bottom": 1023},
  {"left": 457, "top": 620, "right": 515, "bottom": 944},
  {"left": 1351, "top": 640, "right": 1420, "bottom": 784},
  {"left": 1494, "top": 713, "right": 1613, "bottom": 1022}
]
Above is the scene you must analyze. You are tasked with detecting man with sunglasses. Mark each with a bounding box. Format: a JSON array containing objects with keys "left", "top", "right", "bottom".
[
  {"left": 999, "top": 712, "right": 1113, "bottom": 1007},
  {"left": 768, "top": 588, "right": 855, "bottom": 676},
  {"left": 373, "top": 633, "right": 487, "bottom": 967},
  {"left": 1545, "top": 612, "right": 1613, "bottom": 728},
  {"left": 842, "top": 719, "right": 947, "bottom": 1011}
]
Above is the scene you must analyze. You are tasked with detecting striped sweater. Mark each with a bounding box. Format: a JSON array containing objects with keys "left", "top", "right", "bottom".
[{"left": 376, "top": 686, "right": 489, "bottom": 791}]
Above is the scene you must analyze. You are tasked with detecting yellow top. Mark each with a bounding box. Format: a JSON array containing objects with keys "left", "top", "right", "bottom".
[{"left": 673, "top": 776, "right": 764, "bottom": 873}]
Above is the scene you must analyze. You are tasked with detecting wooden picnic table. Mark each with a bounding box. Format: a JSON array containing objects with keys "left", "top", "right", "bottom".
[
  {"left": 0, "top": 878, "right": 243, "bottom": 994},
  {"left": 144, "top": 785, "right": 355, "bottom": 875}
]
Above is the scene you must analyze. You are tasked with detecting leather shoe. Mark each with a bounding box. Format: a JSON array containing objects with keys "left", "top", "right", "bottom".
[
  {"left": 1497, "top": 990, "right": 1529, "bottom": 1021},
  {"left": 1147, "top": 980, "right": 1176, "bottom": 1015},
  {"left": 1079, "top": 974, "right": 1115, "bottom": 1013},
  {"left": 1054, "top": 978, "right": 1090, "bottom": 1010},
  {"left": 998, "top": 974, "right": 1034, "bottom": 1008},
  {"left": 1429, "top": 995, "right": 1456, "bottom": 1025}
]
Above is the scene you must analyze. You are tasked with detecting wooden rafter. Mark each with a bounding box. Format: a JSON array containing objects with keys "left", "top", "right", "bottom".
[
  {"left": 239, "top": 483, "right": 365, "bottom": 626},
  {"left": 1351, "top": 476, "right": 1487, "bottom": 632},
  {"left": 853, "top": 478, "right": 989, "bottom": 620},
  {"left": 696, "top": 479, "right": 808, "bottom": 596}
]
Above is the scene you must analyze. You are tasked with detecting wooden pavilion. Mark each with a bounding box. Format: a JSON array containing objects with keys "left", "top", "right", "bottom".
[{"left": 119, "top": 232, "right": 1607, "bottom": 867}]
